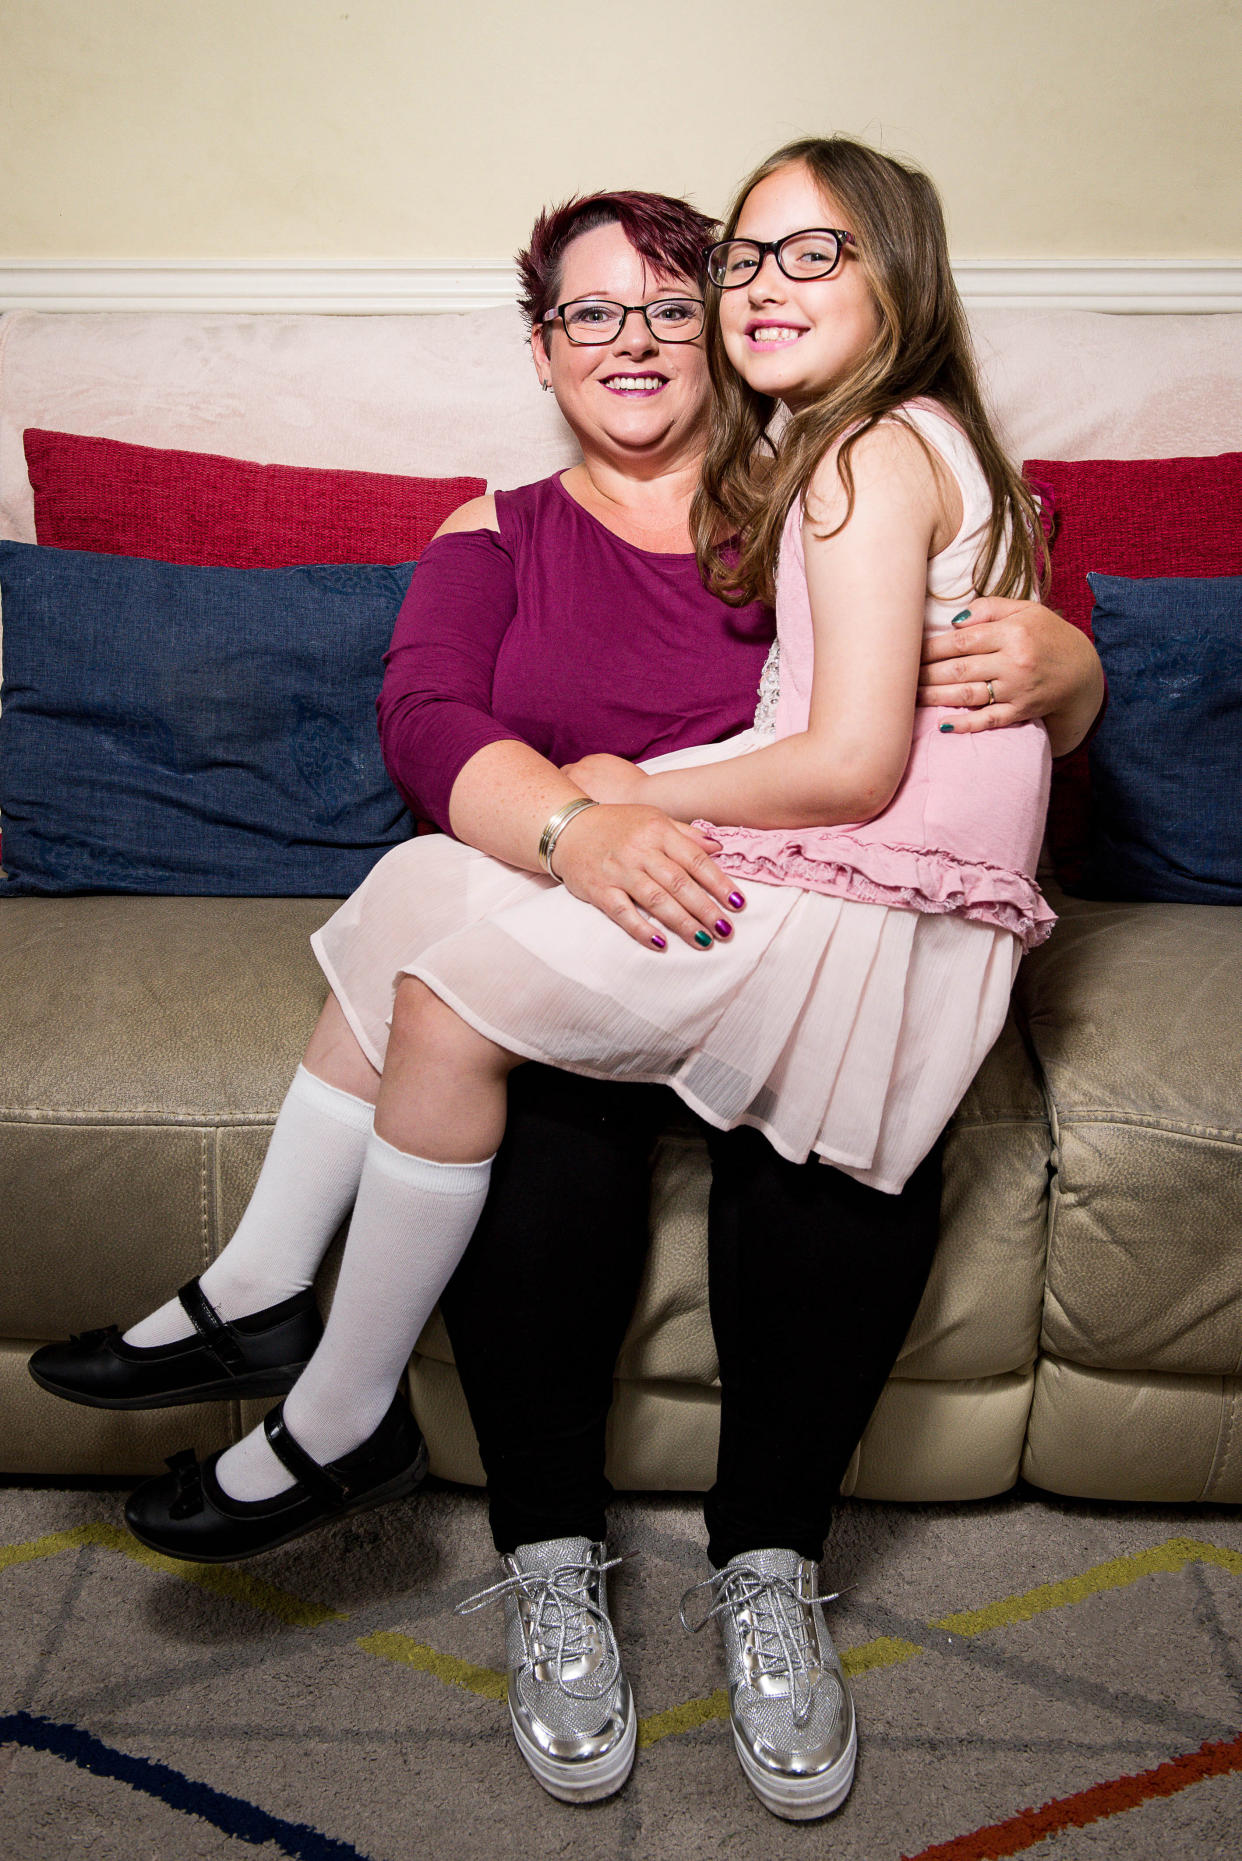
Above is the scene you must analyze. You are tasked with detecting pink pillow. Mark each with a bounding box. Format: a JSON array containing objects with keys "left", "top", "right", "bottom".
[
  {"left": 24, "top": 428, "right": 485, "bottom": 568},
  {"left": 1023, "top": 452, "right": 1242, "bottom": 887}
]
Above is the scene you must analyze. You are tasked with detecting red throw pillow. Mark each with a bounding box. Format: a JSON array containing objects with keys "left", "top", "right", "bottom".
[
  {"left": 1023, "top": 452, "right": 1242, "bottom": 887},
  {"left": 24, "top": 429, "right": 486, "bottom": 569}
]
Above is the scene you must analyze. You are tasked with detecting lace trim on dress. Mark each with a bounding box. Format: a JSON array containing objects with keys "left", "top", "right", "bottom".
[{"left": 752, "top": 639, "right": 781, "bottom": 740}]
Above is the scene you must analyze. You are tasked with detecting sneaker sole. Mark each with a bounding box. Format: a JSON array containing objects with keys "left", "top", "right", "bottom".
[
  {"left": 510, "top": 1690, "right": 637, "bottom": 1804},
  {"left": 732, "top": 1713, "right": 857, "bottom": 1822}
]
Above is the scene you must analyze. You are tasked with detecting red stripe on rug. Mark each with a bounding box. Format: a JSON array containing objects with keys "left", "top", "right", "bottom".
[{"left": 902, "top": 1729, "right": 1242, "bottom": 1861}]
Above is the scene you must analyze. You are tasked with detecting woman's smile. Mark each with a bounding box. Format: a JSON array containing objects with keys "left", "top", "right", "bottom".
[{"left": 599, "top": 371, "right": 669, "bottom": 395}]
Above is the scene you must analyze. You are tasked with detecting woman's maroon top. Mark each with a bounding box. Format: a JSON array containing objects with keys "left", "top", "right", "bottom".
[{"left": 377, "top": 474, "right": 774, "bottom": 832}]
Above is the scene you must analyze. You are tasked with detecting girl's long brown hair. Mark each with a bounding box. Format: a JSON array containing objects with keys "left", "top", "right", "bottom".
[{"left": 692, "top": 137, "right": 1046, "bottom": 608}]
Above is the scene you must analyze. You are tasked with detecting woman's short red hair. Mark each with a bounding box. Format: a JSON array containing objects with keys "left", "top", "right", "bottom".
[{"left": 517, "top": 190, "right": 717, "bottom": 340}]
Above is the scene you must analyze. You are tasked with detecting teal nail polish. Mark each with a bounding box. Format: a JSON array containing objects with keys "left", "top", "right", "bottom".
[
  {"left": 939, "top": 722, "right": 955, "bottom": 733},
  {"left": 950, "top": 609, "right": 972, "bottom": 626},
  {"left": 694, "top": 929, "right": 713, "bottom": 948}
]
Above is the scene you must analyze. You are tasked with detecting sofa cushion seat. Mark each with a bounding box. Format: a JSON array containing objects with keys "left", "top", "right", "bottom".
[
  {"left": 1016, "top": 888, "right": 1242, "bottom": 1375},
  {"left": 1, "top": 894, "right": 332, "bottom": 1345}
]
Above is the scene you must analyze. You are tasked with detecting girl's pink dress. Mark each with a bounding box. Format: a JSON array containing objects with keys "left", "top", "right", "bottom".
[{"left": 313, "top": 405, "right": 1053, "bottom": 1192}]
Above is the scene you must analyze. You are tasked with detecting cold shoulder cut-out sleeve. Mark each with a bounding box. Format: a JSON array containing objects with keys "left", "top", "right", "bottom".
[{"left": 376, "top": 474, "right": 774, "bottom": 835}]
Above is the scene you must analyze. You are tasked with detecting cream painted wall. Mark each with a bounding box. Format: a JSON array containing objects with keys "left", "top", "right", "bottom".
[{"left": 2, "top": 0, "right": 1239, "bottom": 263}]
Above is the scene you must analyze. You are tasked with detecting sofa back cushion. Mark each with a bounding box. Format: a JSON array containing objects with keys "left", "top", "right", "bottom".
[
  {"left": 0, "top": 307, "right": 581, "bottom": 552},
  {"left": 24, "top": 428, "right": 484, "bottom": 568},
  {"left": 1082, "top": 571, "right": 1242, "bottom": 903},
  {"left": 0, "top": 541, "right": 415, "bottom": 896},
  {"left": 1023, "top": 451, "right": 1242, "bottom": 884}
]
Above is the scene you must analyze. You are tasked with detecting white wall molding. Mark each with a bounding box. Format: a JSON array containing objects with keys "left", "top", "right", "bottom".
[
  {"left": 2, "top": 258, "right": 1241, "bottom": 316},
  {"left": 0, "top": 260, "right": 520, "bottom": 316},
  {"left": 951, "top": 261, "right": 1242, "bottom": 313}
]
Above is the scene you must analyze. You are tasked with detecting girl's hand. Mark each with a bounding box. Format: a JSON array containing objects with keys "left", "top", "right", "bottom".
[
  {"left": 548, "top": 802, "right": 744, "bottom": 953},
  {"left": 918, "top": 596, "right": 1104, "bottom": 756},
  {"left": 560, "top": 754, "right": 650, "bottom": 805}
]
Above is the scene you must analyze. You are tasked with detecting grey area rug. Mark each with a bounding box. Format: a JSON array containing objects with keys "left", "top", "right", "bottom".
[{"left": 2, "top": 1479, "right": 1241, "bottom": 1860}]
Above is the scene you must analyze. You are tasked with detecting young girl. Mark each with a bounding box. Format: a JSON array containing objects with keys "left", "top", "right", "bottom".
[{"left": 44, "top": 140, "right": 1054, "bottom": 1819}]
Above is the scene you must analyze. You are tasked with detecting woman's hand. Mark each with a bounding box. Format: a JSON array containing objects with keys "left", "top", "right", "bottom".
[
  {"left": 549, "top": 801, "right": 745, "bottom": 953},
  {"left": 918, "top": 595, "right": 1105, "bottom": 757},
  {"left": 560, "top": 753, "right": 650, "bottom": 805}
]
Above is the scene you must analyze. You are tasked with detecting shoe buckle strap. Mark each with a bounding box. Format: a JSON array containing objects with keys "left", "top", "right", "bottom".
[
  {"left": 177, "top": 1278, "right": 248, "bottom": 1376},
  {"left": 262, "top": 1403, "right": 352, "bottom": 1507}
]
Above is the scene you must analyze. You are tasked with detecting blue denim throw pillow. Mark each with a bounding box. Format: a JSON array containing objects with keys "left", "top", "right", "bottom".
[
  {"left": 1084, "top": 571, "right": 1242, "bottom": 904},
  {"left": 0, "top": 543, "right": 416, "bottom": 895}
]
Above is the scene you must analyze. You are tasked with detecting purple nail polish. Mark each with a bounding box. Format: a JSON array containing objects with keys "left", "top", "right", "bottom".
[
  {"left": 650, "top": 932, "right": 667, "bottom": 950},
  {"left": 727, "top": 891, "right": 746, "bottom": 910},
  {"left": 714, "top": 919, "right": 733, "bottom": 938}
]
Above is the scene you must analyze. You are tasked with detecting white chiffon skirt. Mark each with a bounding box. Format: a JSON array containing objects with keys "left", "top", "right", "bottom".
[{"left": 312, "top": 769, "right": 1019, "bottom": 1194}]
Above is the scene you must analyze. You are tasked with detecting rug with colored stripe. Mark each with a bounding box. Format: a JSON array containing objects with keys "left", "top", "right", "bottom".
[{"left": 2, "top": 1480, "right": 1241, "bottom": 1859}]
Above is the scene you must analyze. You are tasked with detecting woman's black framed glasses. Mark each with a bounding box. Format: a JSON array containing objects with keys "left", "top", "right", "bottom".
[
  {"left": 540, "top": 297, "right": 706, "bottom": 345},
  {"left": 705, "top": 229, "right": 855, "bottom": 289}
]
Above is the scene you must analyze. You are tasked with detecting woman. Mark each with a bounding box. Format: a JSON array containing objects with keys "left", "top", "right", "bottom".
[{"left": 31, "top": 188, "right": 1103, "bottom": 1818}]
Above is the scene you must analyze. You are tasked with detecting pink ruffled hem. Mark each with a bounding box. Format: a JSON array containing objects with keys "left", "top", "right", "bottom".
[{"left": 698, "top": 826, "right": 1057, "bottom": 952}]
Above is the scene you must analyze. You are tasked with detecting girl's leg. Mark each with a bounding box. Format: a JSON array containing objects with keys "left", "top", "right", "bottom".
[
  {"left": 123, "top": 993, "right": 380, "bottom": 1347},
  {"left": 701, "top": 1124, "right": 945, "bottom": 1567},
  {"left": 215, "top": 980, "right": 518, "bottom": 1500},
  {"left": 441, "top": 1069, "right": 672, "bottom": 1552}
]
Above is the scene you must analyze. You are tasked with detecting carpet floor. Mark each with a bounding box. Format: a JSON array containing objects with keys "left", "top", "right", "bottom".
[{"left": 2, "top": 1478, "right": 1241, "bottom": 1860}]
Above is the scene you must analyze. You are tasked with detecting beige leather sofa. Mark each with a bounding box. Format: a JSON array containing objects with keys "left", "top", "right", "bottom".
[{"left": 3, "top": 304, "right": 1240, "bottom": 1503}]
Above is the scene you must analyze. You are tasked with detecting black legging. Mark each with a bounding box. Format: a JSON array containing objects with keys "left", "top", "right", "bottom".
[{"left": 440, "top": 1064, "right": 944, "bottom": 1568}]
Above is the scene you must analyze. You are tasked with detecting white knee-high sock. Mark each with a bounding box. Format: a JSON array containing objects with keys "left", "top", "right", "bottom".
[
  {"left": 124, "top": 1066, "right": 374, "bottom": 1347},
  {"left": 215, "top": 1131, "right": 493, "bottom": 1501}
]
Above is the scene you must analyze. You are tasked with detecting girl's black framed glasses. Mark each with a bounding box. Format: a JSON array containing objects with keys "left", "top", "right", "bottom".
[
  {"left": 540, "top": 297, "right": 705, "bottom": 345},
  {"left": 705, "top": 229, "right": 856, "bottom": 289}
]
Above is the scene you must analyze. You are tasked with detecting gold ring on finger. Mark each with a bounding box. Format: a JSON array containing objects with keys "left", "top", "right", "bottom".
[{"left": 985, "top": 680, "right": 997, "bottom": 705}]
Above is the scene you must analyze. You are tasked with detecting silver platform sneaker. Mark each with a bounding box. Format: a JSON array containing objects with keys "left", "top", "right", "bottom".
[
  {"left": 682, "top": 1547, "right": 857, "bottom": 1821},
  {"left": 456, "top": 1536, "right": 636, "bottom": 1803}
]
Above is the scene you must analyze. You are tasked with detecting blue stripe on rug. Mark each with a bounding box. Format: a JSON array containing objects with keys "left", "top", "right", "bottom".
[{"left": 0, "top": 1712, "right": 371, "bottom": 1860}]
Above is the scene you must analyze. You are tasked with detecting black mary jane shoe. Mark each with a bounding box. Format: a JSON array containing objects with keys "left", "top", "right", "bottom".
[
  {"left": 27, "top": 1279, "right": 323, "bottom": 1410},
  {"left": 123, "top": 1393, "right": 429, "bottom": 1563}
]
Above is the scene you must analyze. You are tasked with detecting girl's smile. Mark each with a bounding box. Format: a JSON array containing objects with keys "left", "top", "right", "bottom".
[
  {"left": 718, "top": 163, "right": 879, "bottom": 410},
  {"left": 744, "top": 319, "right": 810, "bottom": 347}
]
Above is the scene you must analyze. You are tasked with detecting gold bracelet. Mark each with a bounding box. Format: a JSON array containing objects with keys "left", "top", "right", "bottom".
[{"left": 537, "top": 796, "right": 599, "bottom": 878}]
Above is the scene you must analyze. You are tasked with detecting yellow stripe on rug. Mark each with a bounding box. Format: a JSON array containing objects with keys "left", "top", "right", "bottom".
[
  {"left": 0, "top": 1521, "right": 343, "bottom": 1627},
  {"left": 358, "top": 1630, "right": 507, "bottom": 1699},
  {"left": 933, "top": 1537, "right": 1242, "bottom": 1638}
]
